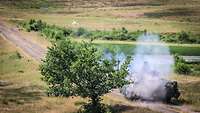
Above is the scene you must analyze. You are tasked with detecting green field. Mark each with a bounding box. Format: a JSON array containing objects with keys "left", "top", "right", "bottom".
[{"left": 95, "top": 43, "right": 200, "bottom": 56}]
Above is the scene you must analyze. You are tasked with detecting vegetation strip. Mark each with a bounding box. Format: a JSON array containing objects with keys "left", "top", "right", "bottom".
[{"left": 20, "top": 19, "right": 200, "bottom": 44}]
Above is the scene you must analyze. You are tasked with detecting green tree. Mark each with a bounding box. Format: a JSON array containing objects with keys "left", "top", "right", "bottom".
[
  {"left": 40, "top": 39, "right": 77, "bottom": 96},
  {"left": 40, "top": 39, "right": 130, "bottom": 113}
]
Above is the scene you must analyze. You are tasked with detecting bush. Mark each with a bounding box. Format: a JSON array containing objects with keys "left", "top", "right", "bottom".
[
  {"left": 174, "top": 54, "right": 191, "bottom": 75},
  {"left": 176, "top": 31, "right": 190, "bottom": 43},
  {"left": 23, "top": 19, "right": 46, "bottom": 32},
  {"left": 73, "top": 27, "right": 89, "bottom": 37},
  {"left": 175, "top": 62, "right": 191, "bottom": 75}
]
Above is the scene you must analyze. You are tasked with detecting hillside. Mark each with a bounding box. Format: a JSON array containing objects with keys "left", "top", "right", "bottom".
[{"left": 1, "top": 0, "right": 200, "bottom": 9}]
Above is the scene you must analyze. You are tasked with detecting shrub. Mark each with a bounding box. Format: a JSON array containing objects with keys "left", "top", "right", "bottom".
[
  {"left": 175, "top": 62, "right": 191, "bottom": 75},
  {"left": 177, "top": 31, "right": 190, "bottom": 43},
  {"left": 160, "top": 34, "right": 178, "bottom": 43},
  {"left": 74, "top": 27, "right": 88, "bottom": 37},
  {"left": 174, "top": 54, "right": 191, "bottom": 75},
  {"left": 24, "top": 19, "right": 46, "bottom": 32}
]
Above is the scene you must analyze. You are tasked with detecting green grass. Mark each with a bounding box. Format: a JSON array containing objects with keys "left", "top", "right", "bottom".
[{"left": 94, "top": 43, "right": 200, "bottom": 56}]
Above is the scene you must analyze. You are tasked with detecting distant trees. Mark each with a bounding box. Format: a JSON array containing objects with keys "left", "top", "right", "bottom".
[{"left": 40, "top": 39, "right": 130, "bottom": 113}]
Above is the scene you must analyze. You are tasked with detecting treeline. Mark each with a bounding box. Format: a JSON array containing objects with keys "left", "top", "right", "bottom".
[{"left": 19, "top": 19, "right": 200, "bottom": 44}]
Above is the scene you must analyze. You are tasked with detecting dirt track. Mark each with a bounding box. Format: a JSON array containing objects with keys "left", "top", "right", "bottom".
[
  {"left": 0, "top": 22, "right": 46, "bottom": 61},
  {"left": 0, "top": 22, "right": 197, "bottom": 113}
]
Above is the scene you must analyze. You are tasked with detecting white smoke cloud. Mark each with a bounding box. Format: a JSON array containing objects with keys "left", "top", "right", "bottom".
[{"left": 123, "top": 33, "right": 174, "bottom": 101}]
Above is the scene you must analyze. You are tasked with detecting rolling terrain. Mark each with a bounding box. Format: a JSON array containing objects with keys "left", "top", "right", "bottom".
[{"left": 0, "top": 0, "right": 200, "bottom": 113}]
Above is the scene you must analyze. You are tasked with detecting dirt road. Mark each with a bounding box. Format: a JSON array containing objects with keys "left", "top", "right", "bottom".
[
  {"left": 0, "top": 22, "right": 197, "bottom": 113},
  {"left": 0, "top": 22, "right": 46, "bottom": 61}
]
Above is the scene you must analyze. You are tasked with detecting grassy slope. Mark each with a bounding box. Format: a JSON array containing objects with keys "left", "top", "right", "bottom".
[{"left": 0, "top": 37, "right": 159, "bottom": 113}]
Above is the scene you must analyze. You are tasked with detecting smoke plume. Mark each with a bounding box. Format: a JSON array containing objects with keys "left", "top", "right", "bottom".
[{"left": 122, "top": 33, "right": 174, "bottom": 101}]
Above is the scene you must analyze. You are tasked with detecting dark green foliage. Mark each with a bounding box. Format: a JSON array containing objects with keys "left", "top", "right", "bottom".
[
  {"left": 174, "top": 54, "right": 191, "bottom": 75},
  {"left": 22, "top": 19, "right": 46, "bottom": 32},
  {"left": 40, "top": 39, "right": 130, "bottom": 113}
]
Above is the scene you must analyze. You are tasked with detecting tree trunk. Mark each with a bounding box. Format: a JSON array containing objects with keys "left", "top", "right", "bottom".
[
  {"left": 91, "top": 96, "right": 100, "bottom": 107},
  {"left": 90, "top": 96, "right": 101, "bottom": 113}
]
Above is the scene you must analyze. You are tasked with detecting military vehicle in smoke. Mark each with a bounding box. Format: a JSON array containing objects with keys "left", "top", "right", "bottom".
[{"left": 121, "top": 80, "right": 180, "bottom": 104}]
